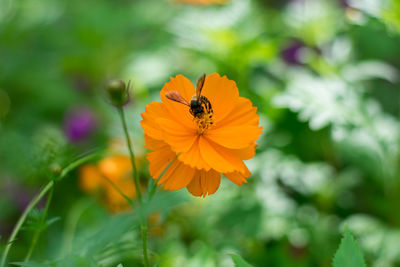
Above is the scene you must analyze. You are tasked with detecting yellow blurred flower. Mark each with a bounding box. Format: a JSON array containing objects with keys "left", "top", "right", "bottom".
[{"left": 79, "top": 155, "right": 136, "bottom": 212}]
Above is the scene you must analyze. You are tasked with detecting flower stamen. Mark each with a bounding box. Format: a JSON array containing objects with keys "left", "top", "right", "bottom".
[{"left": 194, "top": 108, "right": 215, "bottom": 135}]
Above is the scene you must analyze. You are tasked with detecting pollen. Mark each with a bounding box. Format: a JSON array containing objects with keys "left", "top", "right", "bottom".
[{"left": 194, "top": 109, "right": 215, "bottom": 135}]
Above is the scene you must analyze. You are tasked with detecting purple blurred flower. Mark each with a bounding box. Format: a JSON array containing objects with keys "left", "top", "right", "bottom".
[
  {"left": 0, "top": 178, "right": 49, "bottom": 236},
  {"left": 4, "top": 182, "right": 30, "bottom": 210},
  {"left": 70, "top": 74, "right": 92, "bottom": 93},
  {"left": 337, "top": 0, "right": 349, "bottom": 8},
  {"left": 281, "top": 40, "right": 305, "bottom": 65},
  {"left": 2, "top": 179, "right": 45, "bottom": 211},
  {"left": 64, "top": 107, "right": 97, "bottom": 142}
]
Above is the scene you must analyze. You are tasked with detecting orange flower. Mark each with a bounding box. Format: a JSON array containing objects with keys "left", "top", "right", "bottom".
[
  {"left": 141, "top": 73, "right": 262, "bottom": 197},
  {"left": 79, "top": 155, "right": 136, "bottom": 212}
]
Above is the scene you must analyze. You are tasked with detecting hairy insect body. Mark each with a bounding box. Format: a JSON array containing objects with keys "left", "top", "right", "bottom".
[
  {"left": 191, "top": 95, "right": 214, "bottom": 135},
  {"left": 189, "top": 95, "right": 212, "bottom": 118}
]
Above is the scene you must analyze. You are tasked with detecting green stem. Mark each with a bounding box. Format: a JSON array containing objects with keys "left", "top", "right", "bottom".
[
  {"left": 141, "top": 225, "right": 149, "bottom": 267},
  {"left": 0, "top": 181, "right": 53, "bottom": 267},
  {"left": 0, "top": 152, "right": 102, "bottom": 267},
  {"left": 59, "top": 151, "right": 103, "bottom": 180},
  {"left": 116, "top": 107, "right": 149, "bottom": 266},
  {"left": 100, "top": 174, "right": 135, "bottom": 207},
  {"left": 117, "top": 108, "right": 142, "bottom": 204},
  {"left": 101, "top": 175, "right": 151, "bottom": 265},
  {"left": 24, "top": 183, "right": 54, "bottom": 262}
]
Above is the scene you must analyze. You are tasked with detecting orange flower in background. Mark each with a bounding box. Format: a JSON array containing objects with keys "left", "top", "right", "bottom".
[
  {"left": 141, "top": 73, "right": 262, "bottom": 197},
  {"left": 79, "top": 155, "right": 136, "bottom": 212}
]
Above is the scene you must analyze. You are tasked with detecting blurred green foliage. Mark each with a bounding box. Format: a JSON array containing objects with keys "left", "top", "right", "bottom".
[{"left": 0, "top": 0, "right": 399, "bottom": 266}]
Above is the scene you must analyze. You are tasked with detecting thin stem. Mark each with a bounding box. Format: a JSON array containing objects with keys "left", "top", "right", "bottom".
[
  {"left": 148, "top": 156, "right": 178, "bottom": 200},
  {"left": 100, "top": 174, "right": 135, "bottom": 207},
  {"left": 59, "top": 151, "right": 103, "bottom": 180},
  {"left": 0, "top": 181, "right": 53, "bottom": 267},
  {"left": 117, "top": 108, "right": 142, "bottom": 204},
  {"left": 0, "top": 152, "right": 102, "bottom": 267},
  {"left": 141, "top": 225, "right": 149, "bottom": 267},
  {"left": 116, "top": 107, "right": 149, "bottom": 266},
  {"left": 24, "top": 183, "right": 54, "bottom": 261},
  {"left": 148, "top": 180, "right": 158, "bottom": 202},
  {"left": 100, "top": 175, "right": 150, "bottom": 264}
]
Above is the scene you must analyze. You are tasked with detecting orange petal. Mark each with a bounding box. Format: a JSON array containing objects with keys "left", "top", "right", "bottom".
[
  {"left": 144, "top": 134, "right": 168, "bottom": 151},
  {"left": 200, "top": 169, "right": 221, "bottom": 196},
  {"left": 160, "top": 75, "right": 197, "bottom": 128},
  {"left": 216, "top": 97, "right": 259, "bottom": 128},
  {"left": 140, "top": 102, "right": 167, "bottom": 140},
  {"left": 199, "top": 137, "right": 245, "bottom": 173},
  {"left": 187, "top": 169, "right": 221, "bottom": 197},
  {"left": 231, "top": 143, "right": 256, "bottom": 160},
  {"left": 186, "top": 171, "right": 202, "bottom": 197},
  {"left": 224, "top": 169, "right": 251, "bottom": 186},
  {"left": 178, "top": 137, "right": 211, "bottom": 171},
  {"left": 201, "top": 73, "right": 238, "bottom": 123},
  {"left": 206, "top": 124, "right": 262, "bottom": 149},
  {"left": 157, "top": 159, "right": 179, "bottom": 184},
  {"left": 156, "top": 117, "right": 197, "bottom": 153},
  {"left": 161, "top": 75, "right": 194, "bottom": 105},
  {"left": 158, "top": 160, "right": 196, "bottom": 190},
  {"left": 147, "top": 145, "right": 176, "bottom": 179}
]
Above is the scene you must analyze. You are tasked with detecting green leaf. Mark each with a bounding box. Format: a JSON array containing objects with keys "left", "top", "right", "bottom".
[
  {"left": 332, "top": 228, "right": 366, "bottom": 267},
  {"left": 229, "top": 253, "right": 253, "bottom": 267},
  {"left": 45, "top": 216, "right": 61, "bottom": 228},
  {"left": 75, "top": 213, "right": 138, "bottom": 256},
  {"left": 56, "top": 191, "right": 187, "bottom": 265},
  {"left": 11, "top": 262, "right": 50, "bottom": 267},
  {"left": 143, "top": 191, "right": 187, "bottom": 214}
]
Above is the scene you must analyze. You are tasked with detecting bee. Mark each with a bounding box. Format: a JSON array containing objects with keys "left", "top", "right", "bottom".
[{"left": 165, "top": 73, "right": 213, "bottom": 119}]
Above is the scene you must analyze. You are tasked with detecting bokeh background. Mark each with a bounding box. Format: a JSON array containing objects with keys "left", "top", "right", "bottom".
[{"left": 0, "top": 0, "right": 399, "bottom": 266}]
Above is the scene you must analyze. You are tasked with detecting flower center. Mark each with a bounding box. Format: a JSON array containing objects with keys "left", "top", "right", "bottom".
[
  {"left": 189, "top": 95, "right": 215, "bottom": 135},
  {"left": 194, "top": 109, "right": 215, "bottom": 135}
]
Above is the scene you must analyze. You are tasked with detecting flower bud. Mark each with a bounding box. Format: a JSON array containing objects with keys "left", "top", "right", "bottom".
[
  {"left": 106, "top": 79, "right": 130, "bottom": 107},
  {"left": 50, "top": 163, "right": 62, "bottom": 177}
]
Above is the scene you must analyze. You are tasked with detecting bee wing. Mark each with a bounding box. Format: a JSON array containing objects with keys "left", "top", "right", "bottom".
[
  {"left": 165, "top": 91, "right": 190, "bottom": 106},
  {"left": 195, "top": 73, "right": 206, "bottom": 98}
]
